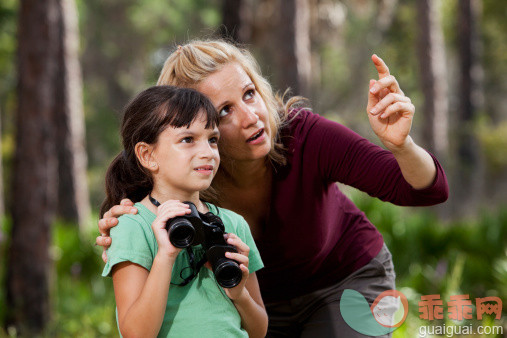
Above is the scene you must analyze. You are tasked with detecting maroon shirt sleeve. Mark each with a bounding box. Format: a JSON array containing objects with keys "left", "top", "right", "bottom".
[{"left": 301, "top": 111, "right": 449, "bottom": 206}]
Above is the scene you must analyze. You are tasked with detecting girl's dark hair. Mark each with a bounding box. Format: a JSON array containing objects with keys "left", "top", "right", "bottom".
[{"left": 100, "top": 85, "right": 219, "bottom": 217}]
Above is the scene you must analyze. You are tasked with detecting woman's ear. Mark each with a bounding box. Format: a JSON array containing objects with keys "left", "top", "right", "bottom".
[{"left": 135, "top": 142, "right": 158, "bottom": 171}]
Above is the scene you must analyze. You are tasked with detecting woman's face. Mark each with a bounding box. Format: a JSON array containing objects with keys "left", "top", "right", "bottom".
[{"left": 196, "top": 63, "right": 272, "bottom": 162}]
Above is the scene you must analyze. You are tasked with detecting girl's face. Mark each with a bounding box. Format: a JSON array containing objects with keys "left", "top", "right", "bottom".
[
  {"left": 149, "top": 112, "right": 220, "bottom": 195},
  {"left": 196, "top": 63, "right": 272, "bottom": 162}
]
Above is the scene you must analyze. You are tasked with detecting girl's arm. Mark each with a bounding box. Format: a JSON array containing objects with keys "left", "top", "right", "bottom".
[
  {"left": 112, "top": 255, "right": 175, "bottom": 337},
  {"left": 111, "top": 200, "right": 190, "bottom": 337},
  {"left": 230, "top": 272, "right": 268, "bottom": 338},
  {"left": 223, "top": 233, "right": 268, "bottom": 338}
]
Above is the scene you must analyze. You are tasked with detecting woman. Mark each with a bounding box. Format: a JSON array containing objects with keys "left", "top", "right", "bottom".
[{"left": 97, "top": 40, "right": 448, "bottom": 337}]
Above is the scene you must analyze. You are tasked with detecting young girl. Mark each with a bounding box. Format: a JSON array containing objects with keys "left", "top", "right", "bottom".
[{"left": 100, "top": 85, "right": 267, "bottom": 337}]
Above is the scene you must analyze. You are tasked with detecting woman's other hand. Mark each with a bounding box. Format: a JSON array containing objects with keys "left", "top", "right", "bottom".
[
  {"left": 97, "top": 198, "right": 137, "bottom": 262},
  {"left": 366, "top": 54, "right": 416, "bottom": 153}
]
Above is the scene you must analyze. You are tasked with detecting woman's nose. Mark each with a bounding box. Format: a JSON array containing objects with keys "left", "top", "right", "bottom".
[{"left": 239, "top": 104, "right": 259, "bottom": 128}]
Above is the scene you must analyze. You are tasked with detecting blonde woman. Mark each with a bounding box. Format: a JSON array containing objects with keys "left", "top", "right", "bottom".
[{"left": 98, "top": 40, "right": 448, "bottom": 337}]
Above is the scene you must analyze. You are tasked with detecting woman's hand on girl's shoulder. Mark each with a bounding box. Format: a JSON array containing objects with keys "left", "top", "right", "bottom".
[
  {"left": 97, "top": 198, "right": 137, "bottom": 263},
  {"left": 151, "top": 200, "right": 191, "bottom": 260},
  {"left": 222, "top": 233, "right": 251, "bottom": 301}
]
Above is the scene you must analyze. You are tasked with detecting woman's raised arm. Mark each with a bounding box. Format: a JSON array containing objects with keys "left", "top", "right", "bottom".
[{"left": 366, "top": 54, "right": 438, "bottom": 190}]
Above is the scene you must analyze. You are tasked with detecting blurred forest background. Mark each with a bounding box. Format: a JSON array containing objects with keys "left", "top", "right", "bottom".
[{"left": 0, "top": 0, "right": 506, "bottom": 336}]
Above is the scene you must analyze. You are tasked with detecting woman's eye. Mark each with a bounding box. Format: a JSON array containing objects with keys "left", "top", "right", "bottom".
[
  {"left": 219, "top": 106, "right": 231, "bottom": 118},
  {"left": 181, "top": 137, "right": 193, "bottom": 143},
  {"left": 244, "top": 89, "right": 255, "bottom": 100},
  {"left": 209, "top": 137, "right": 219, "bottom": 144}
]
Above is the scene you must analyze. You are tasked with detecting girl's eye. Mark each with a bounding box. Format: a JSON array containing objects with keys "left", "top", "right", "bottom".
[
  {"left": 244, "top": 89, "right": 255, "bottom": 100},
  {"left": 219, "top": 106, "right": 231, "bottom": 118},
  {"left": 209, "top": 137, "right": 219, "bottom": 144},
  {"left": 181, "top": 137, "right": 193, "bottom": 143}
]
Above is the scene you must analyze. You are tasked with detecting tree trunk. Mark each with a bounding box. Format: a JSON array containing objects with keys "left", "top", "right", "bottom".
[
  {"left": 455, "top": 0, "right": 483, "bottom": 214},
  {"left": 275, "top": 0, "right": 311, "bottom": 96},
  {"left": 219, "top": 0, "right": 252, "bottom": 43},
  {"left": 0, "top": 109, "right": 4, "bottom": 220},
  {"left": 6, "top": 0, "right": 58, "bottom": 333},
  {"left": 55, "top": 0, "right": 90, "bottom": 227},
  {"left": 416, "top": 0, "right": 449, "bottom": 160}
]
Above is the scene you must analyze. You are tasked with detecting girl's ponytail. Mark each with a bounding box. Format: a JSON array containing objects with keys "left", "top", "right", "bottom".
[{"left": 100, "top": 150, "right": 152, "bottom": 217}]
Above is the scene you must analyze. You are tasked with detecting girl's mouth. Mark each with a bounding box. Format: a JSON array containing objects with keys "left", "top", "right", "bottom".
[{"left": 194, "top": 165, "right": 214, "bottom": 175}]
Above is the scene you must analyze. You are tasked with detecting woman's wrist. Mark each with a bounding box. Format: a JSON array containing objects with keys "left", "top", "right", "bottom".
[{"left": 385, "top": 135, "right": 414, "bottom": 156}]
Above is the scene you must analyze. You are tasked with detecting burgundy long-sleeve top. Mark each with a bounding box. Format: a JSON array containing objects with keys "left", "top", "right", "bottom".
[{"left": 255, "top": 109, "right": 449, "bottom": 303}]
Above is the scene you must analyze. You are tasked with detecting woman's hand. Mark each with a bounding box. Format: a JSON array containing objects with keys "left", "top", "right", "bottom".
[
  {"left": 97, "top": 198, "right": 137, "bottom": 263},
  {"left": 151, "top": 200, "right": 191, "bottom": 260},
  {"left": 366, "top": 54, "right": 416, "bottom": 153}
]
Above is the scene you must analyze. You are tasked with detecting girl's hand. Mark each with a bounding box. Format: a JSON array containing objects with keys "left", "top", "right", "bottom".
[
  {"left": 151, "top": 200, "right": 191, "bottom": 260},
  {"left": 366, "top": 54, "right": 416, "bottom": 153},
  {"left": 97, "top": 198, "right": 137, "bottom": 263},
  {"left": 214, "top": 233, "right": 251, "bottom": 301}
]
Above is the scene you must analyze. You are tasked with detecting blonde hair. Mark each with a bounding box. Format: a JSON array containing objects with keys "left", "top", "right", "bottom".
[
  {"left": 157, "top": 40, "right": 306, "bottom": 204},
  {"left": 157, "top": 39, "right": 306, "bottom": 167}
]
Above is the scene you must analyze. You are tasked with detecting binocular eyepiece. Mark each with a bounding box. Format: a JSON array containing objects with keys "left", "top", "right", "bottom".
[{"left": 166, "top": 202, "right": 243, "bottom": 288}]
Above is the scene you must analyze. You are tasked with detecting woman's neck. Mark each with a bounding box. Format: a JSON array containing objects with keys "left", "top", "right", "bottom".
[{"left": 216, "top": 157, "right": 271, "bottom": 189}]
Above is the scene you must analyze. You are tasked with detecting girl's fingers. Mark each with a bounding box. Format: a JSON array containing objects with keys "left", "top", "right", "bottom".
[
  {"left": 225, "top": 252, "right": 249, "bottom": 267},
  {"left": 154, "top": 208, "right": 192, "bottom": 228},
  {"left": 239, "top": 264, "right": 249, "bottom": 278},
  {"left": 379, "top": 102, "right": 415, "bottom": 119},
  {"left": 370, "top": 93, "right": 411, "bottom": 115},
  {"left": 226, "top": 234, "right": 250, "bottom": 255},
  {"left": 158, "top": 200, "right": 190, "bottom": 212}
]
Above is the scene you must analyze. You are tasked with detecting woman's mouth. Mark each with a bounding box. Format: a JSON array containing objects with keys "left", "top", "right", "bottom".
[{"left": 246, "top": 128, "right": 265, "bottom": 144}]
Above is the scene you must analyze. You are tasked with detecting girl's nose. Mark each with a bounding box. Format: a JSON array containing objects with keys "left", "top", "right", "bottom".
[{"left": 198, "top": 141, "right": 215, "bottom": 158}]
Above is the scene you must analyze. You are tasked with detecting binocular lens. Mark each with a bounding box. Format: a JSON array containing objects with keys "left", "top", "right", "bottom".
[
  {"left": 169, "top": 219, "right": 195, "bottom": 248},
  {"left": 214, "top": 259, "right": 242, "bottom": 288}
]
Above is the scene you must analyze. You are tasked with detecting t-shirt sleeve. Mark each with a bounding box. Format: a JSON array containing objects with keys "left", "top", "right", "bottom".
[
  {"left": 236, "top": 217, "right": 264, "bottom": 274},
  {"left": 102, "top": 215, "right": 155, "bottom": 277},
  {"left": 303, "top": 112, "right": 449, "bottom": 206}
]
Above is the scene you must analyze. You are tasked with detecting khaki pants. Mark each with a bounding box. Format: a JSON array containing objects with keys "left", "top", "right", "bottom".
[{"left": 266, "top": 243, "right": 396, "bottom": 338}]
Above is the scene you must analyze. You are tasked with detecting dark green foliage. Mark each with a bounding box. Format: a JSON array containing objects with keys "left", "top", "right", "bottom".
[{"left": 351, "top": 189, "right": 506, "bottom": 316}]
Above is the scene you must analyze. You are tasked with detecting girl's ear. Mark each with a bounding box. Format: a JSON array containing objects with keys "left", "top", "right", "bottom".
[{"left": 135, "top": 142, "right": 158, "bottom": 172}]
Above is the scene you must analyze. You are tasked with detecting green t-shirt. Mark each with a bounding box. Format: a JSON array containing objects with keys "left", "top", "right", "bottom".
[{"left": 102, "top": 202, "right": 264, "bottom": 337}]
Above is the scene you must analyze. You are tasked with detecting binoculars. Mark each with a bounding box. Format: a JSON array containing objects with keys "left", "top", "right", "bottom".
[{"left": 166, "top": 202, "right": 242, "bottom": 288}]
